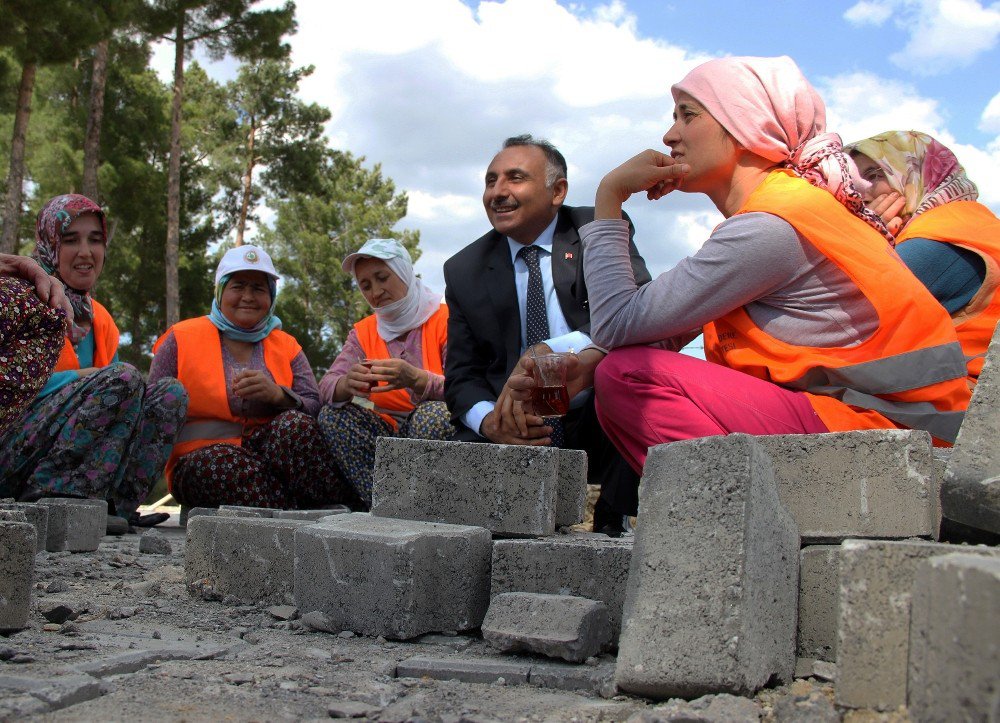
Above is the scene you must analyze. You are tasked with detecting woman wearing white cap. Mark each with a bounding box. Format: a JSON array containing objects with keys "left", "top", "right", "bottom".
[
  {"left": 318, "top": 238, "right": 452, "bottom": 507},
  {"left": 149, "top": 244, "right": 355, "bottom": 510}
]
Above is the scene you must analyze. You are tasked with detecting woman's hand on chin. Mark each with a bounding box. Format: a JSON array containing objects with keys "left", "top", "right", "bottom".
[{"left": 595, "top": 150, "right": 690, "bottom": 218}]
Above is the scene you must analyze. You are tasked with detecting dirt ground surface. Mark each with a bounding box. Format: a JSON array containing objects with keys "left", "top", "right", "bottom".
[{"left": 0, "top": 511, "right": 911, "bottom": 722}]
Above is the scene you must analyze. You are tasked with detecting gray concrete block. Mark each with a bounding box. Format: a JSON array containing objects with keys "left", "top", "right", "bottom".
[
  {"left": 0, "top": 520, "right": 36, "bottom": 631},
  {"left": 0, "top": 503, "right": 47, "bottom": 552},
  {"left": 184, "top": 516, "right": 310, "bottom": 604},
  {"left": 395, "top": 656, "right": 531, "bottom": 684},
  {"left": 908, "top": 554, "right": 1000, "bottom": 723},
  {"left": 294, "top": 513, "right": 492, "bottom": 639},
  {"left": 758, "top": 430, "right": 938, "bottom": 541},
  {"left": 797, "top": 545, "right": 840, "bottom": 662},
  {"left": 491, "top": 533, "right": 633, "bottom": 640},
  {"left": 944, "top": 324, "right": 1000, "bottom": 535},
  {"left": 527, "top": 659, "right": 616, "bottom": 695},
  {"left": 28, "top": 674, "right": 102, "bottom": 711},
  {"left": 482, "top": 592, "right": 612, "bottom": 663},
  {"left": 615, "top": 434, "right": 799, "bottom": 699},
  {"left": 35, "top": 498, "right": 105, "bottom": 552},
  {"left": 371, "top": 437, "right": 558, "bottom": 537},
  {"left": 274, "top": 508, "right": 347, "bottom": 521},
  {"left": 835, "top": 539, "right": 1000, "bottom": 710},
  {"left": 556, "top": 449, "right": 587, "bottom": 527},
  {"left": 217, "top": 505, "right": 276, "bottom": 518},
  {"left": 138, "top": 529, "right": 172, "bottom": 555}
]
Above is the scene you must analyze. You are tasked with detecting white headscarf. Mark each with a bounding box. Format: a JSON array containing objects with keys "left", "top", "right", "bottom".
[{"left": 343, "top": 238, "right": 442, "bottom": 340}]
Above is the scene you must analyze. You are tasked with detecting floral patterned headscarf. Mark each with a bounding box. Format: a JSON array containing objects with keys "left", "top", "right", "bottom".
[
  {"left": 847, "top": 131, "right": 979, "bottom": 229},
  {"left": 33, "top": 194, "right": 108, "bottom": 343}
]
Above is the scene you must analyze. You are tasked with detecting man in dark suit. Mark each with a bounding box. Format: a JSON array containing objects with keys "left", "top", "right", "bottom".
[{"left": 443, "top": 135, "right": 651, "bottom": 533}]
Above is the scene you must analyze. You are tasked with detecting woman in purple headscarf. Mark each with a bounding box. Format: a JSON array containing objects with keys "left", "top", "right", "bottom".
[{"left": 0, "top": 194, "right": 187, "bottom": 529}]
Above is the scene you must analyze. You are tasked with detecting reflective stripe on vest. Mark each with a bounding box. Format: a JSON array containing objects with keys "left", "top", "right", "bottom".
[
  {"left": 897, "top": 201, "right": 1000, "bottom": 381},
  {"left": 704, "top": 170, "right": 970, "bottom": 443},
  {"left": 353, "top": 304, "right": 448, "bottom": 429}
]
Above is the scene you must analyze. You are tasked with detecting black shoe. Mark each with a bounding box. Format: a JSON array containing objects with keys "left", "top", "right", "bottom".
[
  {"left": 592, "top": 497, "right": 625, "bottom": 538},
  {"left": 129, "top": 512, "right": 170, "bottom": 528}
]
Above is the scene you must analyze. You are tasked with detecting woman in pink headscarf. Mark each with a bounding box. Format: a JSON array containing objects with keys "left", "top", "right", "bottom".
[{"left": 507, "top": 56, "right": 970, "bottom": 478}]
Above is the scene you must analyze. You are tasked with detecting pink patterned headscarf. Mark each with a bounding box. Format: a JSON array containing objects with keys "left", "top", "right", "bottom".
[
  {"left": 672, "top": 55, "right": 891, "bottom": 241},
  {"left": 846, "top": 130, "right": 978, "bottom": 229}
]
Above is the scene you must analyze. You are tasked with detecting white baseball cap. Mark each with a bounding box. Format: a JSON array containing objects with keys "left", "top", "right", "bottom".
[
  {"left": 215, "top": 244, "right": 280, "bottom": 285},
  {"left": 341, "top": 238, "right": 411, "bottom": 274}
]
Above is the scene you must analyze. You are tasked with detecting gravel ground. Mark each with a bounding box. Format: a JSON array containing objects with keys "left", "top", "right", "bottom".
[{"left": 0, "top": 515, "right": 910, "bottom": 722}]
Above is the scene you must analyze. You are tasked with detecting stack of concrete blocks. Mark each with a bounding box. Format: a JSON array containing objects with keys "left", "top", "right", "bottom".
[
  {"left": 35, "top": 498, "right": 106, "bottom": 552},
  {"left": 0, "top": 501, "right": 48, "bottom": 553},
  {"left": 289, "top": 437, "right": 596, "bottom": 644},
  {"left": 0, "top": 510, "right": 36, "bottom": 631},
  {"left": 614, "top": 434, "right": 800, "bottom": 699},
  {"left": 940, "top": 323, "right": 1000, "bottom": 538}
]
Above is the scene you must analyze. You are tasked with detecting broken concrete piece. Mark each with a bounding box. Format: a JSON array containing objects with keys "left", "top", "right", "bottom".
[
  {"left": 0, "top": 503, "right": 47, "bottom": 553},
  {"left": 491, "top": 533, "right": 632, "bottom": 640},
  {"left": 0, "top": 520, "right": 36, "bottom": 631},
  {"left": 294, "top": 514, "right": 491, "bottom": 639},
  {"left": 835, "top": 539, "right": 1000, "bottom": 710},
  {"left": 371, "top": 438, "right": 558, "bottom": 537},
  {"left": 907, "top": 553, "right": 1000, "bottom": 723},
  {"left": 758, "top": 430, "right": 939, "bottom": 541},
  {"left": 482, "top": 592, "right": 612, "bottom": 663},
  {"left": 615, "top": 435, "right": 799, "bottom": 699},
  {"left": 797, "top": 545, "right": 840, "bottom": 661},
  {"left": 138, "top": 530, "right": 172, "bottom": 555},
  {"left": 395, "top": 656, "right": 532, "bottom": 685},
  {"left": 35, "top": 498, "right": 105, "bottom": 552},
  {"left": 185, "top": 516, "right": 310, "bottom": 604}
]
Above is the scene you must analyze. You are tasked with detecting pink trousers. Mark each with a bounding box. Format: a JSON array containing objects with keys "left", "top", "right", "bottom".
[{"left": 594, "top": 346, "right": 828, "bottom": 473}]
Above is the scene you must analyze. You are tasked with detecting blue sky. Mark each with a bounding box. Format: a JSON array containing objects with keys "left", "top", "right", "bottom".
[{"left": 153, "top": 0, "right": 1000, "bottom": 295}]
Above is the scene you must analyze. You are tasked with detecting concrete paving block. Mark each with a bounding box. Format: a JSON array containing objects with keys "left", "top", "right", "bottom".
[
  {"left": 0, "top": 520, "right": 36, "bottom": 631},
  {"left": 944, "top": 324, "right": 1000, "bottom": 535},
  {"left": 275, "top": 509, "right": 346, "bottom": 521},
  {"left": 217, "top": 505, "right": 276, "bottom": 518},
  {"left": 0, "top": 503, "right": 47, "bottom": 552},
  {"left": 28, "top": 674, "right": 102, "bottom": 711},
  {"left": 835, "top": 539, "right": 1000, "bottom": 710},
  {"left": 395, "top": 656, "right": 531, "bottom": 685},
  {"left": 371, "top": 437, "right": 558, "bottom": 537},
  {"left": 615, "top": 434, "right": 799, "bottom": 699},
  {"left": 556, "top": 449, "right": 587, "bottom": 527},
  {"left": 491, "top": 533, "right": 633, "bottom": 640},
  {"left": 482, "top": 592, "right": 612, "bottom": 663},
  {"left": 797, "top": 545, "right": 840, "bottom": 661},
  {"left": 35, "top": 498, "right": 106, "bottom": 552},
  {"left": 908, "top": 554, "right": 1000, "bottom": 722},
  {"left": 185, "top": 516, "right": 310, "bottom": 604},
  {"left": 294, "top": 513, "right": 492, "bottom": 639},
  {"left": 758, "top": 430, "right": 938, "bottom": 541},
  {"left": 527, "top": 659, "right": 616, "bottom": 695}
]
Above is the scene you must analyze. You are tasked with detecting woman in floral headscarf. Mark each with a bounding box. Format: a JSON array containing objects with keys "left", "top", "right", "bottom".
[
  {"left": 848, "top": 131, "right": 1000, "bottom": 381},
  {"left": 0, "top": 194, "right": 188, "bottom": 529},
  {"left": 505, "top": 56, "right": 970, "bottom": 478},
  {"left": 317, "top": 238, "right": 451, "bottom": 508}
]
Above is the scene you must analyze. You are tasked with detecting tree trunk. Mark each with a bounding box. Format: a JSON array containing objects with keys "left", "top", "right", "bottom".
[
  {"left": 82, "top": 38, "right": 110, "bottom": 203},
  {"left": 0, "top": 62, "right": 37, "bottom": 254},
  {"left": 165, "top": 17, "right": 185, "bottom": 328},
  {"left": 235, "top": 119, "right": 257, "bottom": 246}
]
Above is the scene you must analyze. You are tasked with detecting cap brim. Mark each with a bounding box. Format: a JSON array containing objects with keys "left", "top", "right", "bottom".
[{"left": 341, "top": 251, "right": 394, "bottom": 274}]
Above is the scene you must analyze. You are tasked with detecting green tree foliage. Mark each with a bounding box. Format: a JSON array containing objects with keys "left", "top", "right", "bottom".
[{"left": 258, "top": 150, "right": 420, "bottom": 371}]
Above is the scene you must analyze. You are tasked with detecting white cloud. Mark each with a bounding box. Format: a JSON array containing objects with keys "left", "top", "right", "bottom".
[
  {"left": 820, "top": 72, "right": 944, "bottom": 143},
  {"left": 981, "top": 90, "right": 1000, "bottom": 133},
  {"left": 843, "top": 0, "right": 1000, "bottom": 73}
]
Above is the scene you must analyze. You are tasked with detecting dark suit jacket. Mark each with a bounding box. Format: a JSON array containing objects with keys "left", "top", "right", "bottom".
[{"left": 443, "top": 205, "right": 651, "bottom": 433}]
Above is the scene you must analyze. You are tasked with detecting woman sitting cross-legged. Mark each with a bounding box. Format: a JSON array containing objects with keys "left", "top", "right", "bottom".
[
  {"left": 317, "top": 239, "right": 452, "bottom": 509},
  {"left": 506, "top": 56, "right": 971, "bottom": 474},
  {"left": 149, "top": 244, "right": 355, "bottom": 510},
  {"left": 0, "top": 194, "right": 187, "bottom": 528}
]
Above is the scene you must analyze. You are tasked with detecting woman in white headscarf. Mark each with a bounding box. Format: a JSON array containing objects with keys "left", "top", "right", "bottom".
[{"left": 318, "top": 238, "right": 451, "bottom": 507}]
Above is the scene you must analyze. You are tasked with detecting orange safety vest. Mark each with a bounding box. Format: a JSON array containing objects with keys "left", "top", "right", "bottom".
[
  {"left": 896, "top": 201, "right": 1000, "bottom": 381},
  {"left": 54, "top": 299, "right": 119, "bottom": 371},
  {"left": 702, "top": 170, "right": 970, "bottom": 444},
  {"left": 353, "top": 304, "right": 448, "bottom": 430},
  {"left": 154, "top": 316, "right": 300, "bottom": 487}
]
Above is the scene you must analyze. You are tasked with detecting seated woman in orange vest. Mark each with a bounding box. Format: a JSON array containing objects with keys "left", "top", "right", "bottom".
[
  {"left": 502, "top": 56, "right": 970, "bottom": 476},
  {"left": 0, "top": 252, "right": 70, "bottom": 436},
  {"left": 150, "top": 244, "right": 353, "bottom": 510},
  {"left": 847, "top": 131, "right": 999, "bottom": 382},
  {"left": 0, "top": 194, "right": 188, "bottom": 528},
  {"left": 317, "top": 238, "right": 451, "bottom": 508}
]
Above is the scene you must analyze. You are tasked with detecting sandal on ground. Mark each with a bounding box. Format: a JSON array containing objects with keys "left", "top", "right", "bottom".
[{"left": 129, "top": 512, "right": 170, "bottom": 528}]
